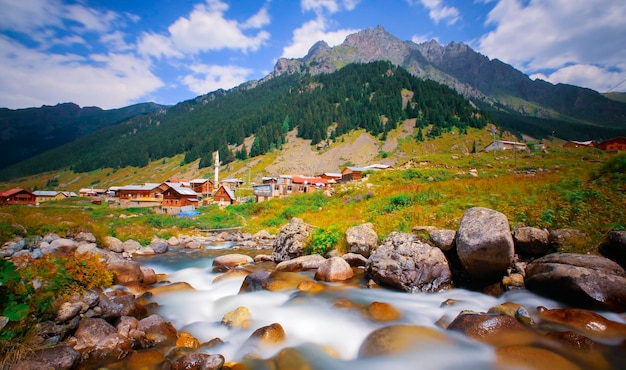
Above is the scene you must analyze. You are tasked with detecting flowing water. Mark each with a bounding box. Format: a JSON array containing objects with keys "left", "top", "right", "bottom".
[{"left": 131, "top": 242, "right": 626, "bottom": 369}]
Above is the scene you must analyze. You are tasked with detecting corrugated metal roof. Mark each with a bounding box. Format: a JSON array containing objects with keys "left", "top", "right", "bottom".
[{"left": 33, "top": 190, "right": 59, "bottom": 197}]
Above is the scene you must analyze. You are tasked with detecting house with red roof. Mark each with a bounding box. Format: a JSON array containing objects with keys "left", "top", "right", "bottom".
[{"left": 0, "top": 188, "right": 36, "bottom": 206}]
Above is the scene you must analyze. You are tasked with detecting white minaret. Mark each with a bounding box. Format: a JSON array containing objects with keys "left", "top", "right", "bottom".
[{"left": 214, "top": 150, "right": 220, "bottom": 185}]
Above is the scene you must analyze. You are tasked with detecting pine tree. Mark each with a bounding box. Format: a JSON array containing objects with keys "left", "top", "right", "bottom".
[{"left": 416, "top": 127, "right": 424, "bottom": 142}]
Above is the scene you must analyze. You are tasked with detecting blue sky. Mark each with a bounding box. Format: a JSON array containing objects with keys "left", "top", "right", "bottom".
[{"left": 1, "top": 0, "right": 624, "bottom": 110}]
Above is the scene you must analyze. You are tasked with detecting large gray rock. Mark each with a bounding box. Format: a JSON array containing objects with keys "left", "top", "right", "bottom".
[
  {"left": 513, "top": 226, "right": 550, "bottom": 255},
  {"left": 314, "top": 256, "right": 354, "bottom": 282},
  {"left": 346, "top": 223, "right": 378, "bottom": 257},
  {"left": 103, "top": 236, "right": 124, "bottom": 253},
  {"left": 366, "top": 232, "right": 453, "bottom": 293},
  {"left": 0, "top": 238, "right": 25, "bottom": 258},
  {"left": 272, "top": 218, "right": 312, "bottom": 262},
  {"left": 74, "top": 231, "right": 96, "bottom": 243},
  {"left": 598, "top": 230, "right": 626, "bottom": 269},
  {"left": 525, "top": 253, "right": 626, "bottom": 312},
  {"left": 73, "top": 318, "right": 132, "bottom": 361},
  {"left": 148, "top": 238, "right": 168, "bottom": 254},
  {"left": 455, "top": 207, "right": 514, "bottom": 281},
  {"left": 429, "top": 229, "right": 456, "bottom": 252}
]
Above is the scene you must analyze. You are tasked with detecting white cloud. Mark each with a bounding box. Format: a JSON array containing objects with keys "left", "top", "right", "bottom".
[
  {"left": 532, "top": 63, "right": 626, "bottom": 93},
  {"left": 181, "top": 64, "right": 253, "bottom": 95},
  {"left": 0, "top": 36, "right": 162, "bottom": 109},
  {"left": 139, "top": 0, "right": 270, "bottom": 58},
  {"left": 301, "top": 0, "right": 361, "bottom": 14},
  {"left": 410, "top": 0, "right": 460, "bottom": 25},
  {"left": 411, "top": 33, "right": 438, "bottom": 44},
  {"left": 477, "top": 0, "right": 626, "bottom": 92},
  {"left": 281, "top": 17, "right": 359, "bottom": 59}
]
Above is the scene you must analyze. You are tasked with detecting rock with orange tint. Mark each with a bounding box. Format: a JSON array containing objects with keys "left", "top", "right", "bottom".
[
  {"left": 149, "top": 282, "right": 195, "bottom": 295},
  {"left": 358, "top": 325, "right": 449, "bottom": 357},
  {"left": 239, "top": 270, "right": 309, "bottom": 292},
  {"left": 221, "top": 306, "right": 252, "bottom": 329},
  {"left": 108, "top": 259, "right": 143, "bottom": 284},
  {"left": 119, "top": 349, "right": 168, "bottom": 369},
  {"left": 212, "top": 253, "right": 254, "bottom": 272},
  {"left": 297, "top": 280, "right": 324, "bottom": 293},
  {"left": 446, "top": 312, "right": 534, "bottom": 346},
  {"left": 176, "top": 331, "right": 200, "bottom": 349},
  {"left": 537, "top": 308, "right": 626, "bottom": 341},
  {"left": 314, "top": 256, "right": 354, "bottom": 282},
  {"left": 367, "top": 301, "right": 402, "bottom": 322},
  {"left": 213, "top": 267, "right": 252, "bottom": 283},
  {"left": 495, "top": 345, "right": 581, "bottom": 370},
  {"left": 140, "top": 266, "right": 157, "bottom": 285},
  {"left": 171, "top": 353, "right": 225, "bottom": 370},
  {"left": 248, "top": 323, "right": 286, "bottom": 345},
  {"left": 276, "top": 254, "right": 326, "bottom": 271},
  {"left": 137, "top": 314, "right": 178, "bottom": 347}
]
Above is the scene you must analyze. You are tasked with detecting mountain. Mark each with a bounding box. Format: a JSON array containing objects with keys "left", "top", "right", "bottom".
[
  {"left": 0, "top": 102, "right": 168, "bottom": 169},
  {"left": 266, "top": 26, "right": 626, "bottom": 139},
  {"left": 0, "top": 61, "right": 487, "bottom": 181}
]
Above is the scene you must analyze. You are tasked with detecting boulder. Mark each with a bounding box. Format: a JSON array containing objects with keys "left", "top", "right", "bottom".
[
  {"left": 167, "top": 236, "right": 180, "bottom": 246},
  {"left": 107, "top": 259, "right": 143, "bottom": 284},
  {"left": 367, "top": 301, "right": 402, "bottom": 322},
  {"left": 429, "top": 229, "right": 456, "bottom": 252},
  {"left": 358, "top": 325, "right": 449, "bottom": 357},
  {"left": 122, "top": 239, "right": 142, "bottom": 254},
  {"left": 171, "top": 353, "right": 225, "bottom": 370},
  {"left": 0, "top": 238, "right": 25, "bottom": 258},
  {"left": 74, "top": 232, "right": 96, "bottom": 243},
  {"left": 46, "top": 238, "right": 78, "bottom": 255},
  {"left": 239, "top": 270, "right": 308, "bottom": 292},
  {"left": 253, "top": 230, "right": 272, "bottom": 240},
  {"left": 175, "top": 331, "right": 200, "bottom": 349},
  {"left": 272, "top": 218, "right": 312, "bottom": 262},
  {"left": 342, "top": 252, "right": 368, "bottom": 267},
  {"left": 221, "top": 306, "right": 252, "bottom": 328},
  {"left": 137, "top": 314, "right": 178, "bottom": 347},
  {"left": 73, "top": 318, "right": 131, "bottom": 361},
  {"left": 525, "top": 253, "right": 626, "bottom": 312},
  {"left": 314, "top": 256, "right": 354, "bottom": 282},
  {"left": 513, "top": 226, "right": 550, "bottom": 255},
  {"left": 598, "top": 230, "right": 626, "bottom": 268},
  {"left": 346, "top": 223, "right": 378, "bottom": 257},
  {"left": 275, "top": 254, "right": 326, "bottom": 271},
  {"left": 103, "top": 236, "right": 124, "bottom": 253},
  {"left": 247, "top": 323, "right": 285, "bottom": 344},
  {"left": 140, "top": 266, "right": 157, "bottom": 285},
  {"left": 212, "top": 253, "right": 254, "bottom": 272},
  {"left": 366, "top": 232, "right": 453, "bottom": 293},
  {"left": 446, "top": 312, "right": 530, "bottom": 346},
  {"left": 148, "top": 238, "right": 168, "bottom": 254},
  {"left": 537, "top": 308, "right": 626, "bottom": 341},
  {"left": 455, "top": 207, "right": 514, "bottom": 281},
  {"left": 13, "top": 345, "right": 80, "bottom": 370}
]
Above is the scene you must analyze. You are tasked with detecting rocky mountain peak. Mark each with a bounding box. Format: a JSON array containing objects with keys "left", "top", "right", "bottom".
[{"left": 303, "top": 40, "right": 330, "bottom": 61}]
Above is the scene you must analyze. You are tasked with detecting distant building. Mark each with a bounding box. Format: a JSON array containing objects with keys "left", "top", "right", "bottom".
[
  {"left": 189, "top": 178, "right": 214, "bottom": 197},
  {"left": 214, "top": 185, "right": 237, "bottom": 206},
  {"left": 341, "top": 167, "right": 369, "bottom": 182},
  {"left": 319, "top": 172, "right": 342, "bottom": 183},
  {"left": 33, "top": 190, "right": 66, "bottom": 203},
  {"left": 118, "top": 183, "right": 161, "bottom": 208},
  {"left": 596, "top": 137, "right": 626, "bottom": 151},
  {"left": 483, "top": 140, "right": 529, "bottom": 152},
  {"left": 221, "top": 178, "right": 244, "bottom": 190},
  {"left": 79, "top": 188, "right": 106, "bottom": 197},
  {"left": 0, "top": 188, "right": 36, "bottom": 206},
  {"left": 161, "top": 183, "right": 199, "bottom": 215},
  {"left": 563, "top": 140, "right": 594, "bottom": 149}
]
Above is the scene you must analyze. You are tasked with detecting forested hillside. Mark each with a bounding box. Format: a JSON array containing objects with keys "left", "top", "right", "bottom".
[{"left": 0, "top": 61, "right": 487, "bottom": 181}]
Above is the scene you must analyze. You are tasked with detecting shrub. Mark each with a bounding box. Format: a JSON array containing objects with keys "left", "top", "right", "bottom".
[
  {"left": 0, "top": 252, "right": 113, "bottom": 341},
  {"left": 305, "top": 227, "right": 341, "bottom": 256}
]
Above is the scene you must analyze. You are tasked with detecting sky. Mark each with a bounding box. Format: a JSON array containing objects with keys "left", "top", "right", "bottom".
[{"left": 1, "top": 0, "right": 625, "bottom": 110}]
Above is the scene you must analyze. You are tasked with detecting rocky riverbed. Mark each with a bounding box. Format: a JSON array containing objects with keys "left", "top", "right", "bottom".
[{"left": 3, "top": 206, "right": 626, "bottom": 369}]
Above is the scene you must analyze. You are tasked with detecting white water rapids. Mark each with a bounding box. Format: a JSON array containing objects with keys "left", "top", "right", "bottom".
[{"left": 135, "top": 243, "right": 625, "bottom": 369}]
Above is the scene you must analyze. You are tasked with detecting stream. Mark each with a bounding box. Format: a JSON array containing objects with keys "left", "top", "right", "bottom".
[{"left": 130, "top": 242, "right": 625, "bottom": 369}]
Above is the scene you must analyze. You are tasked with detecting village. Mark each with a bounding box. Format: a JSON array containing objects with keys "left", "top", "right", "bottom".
[{"left": 1, "top": 137, "right": 624, "bottom": 215}]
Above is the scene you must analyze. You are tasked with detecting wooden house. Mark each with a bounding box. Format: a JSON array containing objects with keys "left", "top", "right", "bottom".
[
  {"left": 341, "top": 167, "right": 369, "bottom": 182},
  {"left": 597, "top": 137, "right": 626, "bottom": 151},
  {"left": 33, "top": 190, "right": 66, "bottom": 203},
  {"left": 0, "top": 188, "right": 36, "bottom": 206},
  {"left": 214, "top": 185, "right": 237, "bottom": 206},
  {"left": 292, "top": 176, "right": 330, "bottom": 193},
  {"left": 161, "top": 183, "right": 199, "bottom": 215},
  {"left": 190, "top": 178, "right": 214, "bottom": 196},
  {"left": 563, "top": 140, "right": 594, "bottom": 149},
  {"left": 118, "top": 183, "right": 161, "bottom": 208}
]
